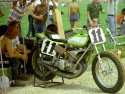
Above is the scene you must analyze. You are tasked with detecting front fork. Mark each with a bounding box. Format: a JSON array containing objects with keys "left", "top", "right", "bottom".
[{"left": 93, "top": 43, "right": 106, "bottom": 72}]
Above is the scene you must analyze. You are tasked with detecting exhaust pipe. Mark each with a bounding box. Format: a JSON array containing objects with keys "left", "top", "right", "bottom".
[{"left": 43, "top": 64, "right": 82, "bottom": 79}]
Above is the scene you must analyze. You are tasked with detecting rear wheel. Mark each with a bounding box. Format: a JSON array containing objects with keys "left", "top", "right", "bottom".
[
  {"left": 92, "top": 51, "right": 124, "bottom": 93},
  {"left": 32, "top": 49, "right": 55, "bottom": 81}
]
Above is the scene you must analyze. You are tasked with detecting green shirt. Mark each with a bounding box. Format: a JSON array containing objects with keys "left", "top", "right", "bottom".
[{"left": 87, "top": 2, "right": 102, "bottom": 19}]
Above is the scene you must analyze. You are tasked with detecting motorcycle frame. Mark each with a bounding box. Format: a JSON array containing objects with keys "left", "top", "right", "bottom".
[{"left": 35, "top": 26, "right": 107, "bottom": 72}]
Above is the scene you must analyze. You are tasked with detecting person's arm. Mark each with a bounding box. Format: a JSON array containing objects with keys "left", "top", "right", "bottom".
[
  {"left": 77, "top": 6, "right": 80, "bottom": 18},
  {"left": 5, "top": 38, "right": 28, "bottom": 61},
  {"left": 68, "top": 5, "right": 71, "bottom": 18},
  {"left": 27, "top": 2, "right": 35, "bottom": 12},
  {"left": 25, "top": 0, "right": 35, "bottom": 12},
  {"left": 32, "top": 5, "right": 43, "bottom": 20},
  {"left": 52, "top": 0, "right": 58, "bottom": 8},
  {"left": 32, "top": 13, "right": 43, "bottom": 20},
  {"left": 99, "top": 3, "right": 105, "bottom": 14},
  {"left": 87, "top": 11, "right": 93, "bottom": 26}
]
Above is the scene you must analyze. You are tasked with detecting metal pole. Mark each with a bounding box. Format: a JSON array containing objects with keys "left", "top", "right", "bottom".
[
  {"left": 114, "top": 0, "right": 117, "bottom": 35},
  {"left": 21, "top": 0, "right": 27, "bottom": 77},
  {"left": 47, "top": 0, "right": 50, "bottom": 25}
]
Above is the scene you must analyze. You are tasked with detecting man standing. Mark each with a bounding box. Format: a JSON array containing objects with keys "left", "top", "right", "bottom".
[
  {"left": 8, "top": 0, "right": 28, "bottom": 23},
  {"left": 104, "top": 0, "right": 119, "bottom": 42},
  {"left": 87, "top": 0, "right": 105, "bottom": 26},
  {"left": 68, "top": 0, "right": 80, "bottom": 30},
  {"left": 48, "top": 0, "right": 58, "bottom": 25},
  {"left": 32, "top": 0, "right": 48, "bottom": 33}
]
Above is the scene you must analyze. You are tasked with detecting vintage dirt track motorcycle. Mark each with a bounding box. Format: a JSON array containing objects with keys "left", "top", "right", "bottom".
[{"left": 31, "top": 25, "right": 124, "bottom": 93}]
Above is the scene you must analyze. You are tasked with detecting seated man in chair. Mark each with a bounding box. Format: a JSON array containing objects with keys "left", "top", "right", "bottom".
[{"left": 0, "top": 21, "right": 28, "bottom": 87}]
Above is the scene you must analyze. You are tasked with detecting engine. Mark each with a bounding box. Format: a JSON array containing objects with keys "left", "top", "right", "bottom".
[{"left": 54, "top": 46, "right": 78, "bottom": 71}]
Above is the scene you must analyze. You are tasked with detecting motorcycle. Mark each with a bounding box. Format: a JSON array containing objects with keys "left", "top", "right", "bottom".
[{"left": 32, "top": 25, "right": 124, "bottom": 93}]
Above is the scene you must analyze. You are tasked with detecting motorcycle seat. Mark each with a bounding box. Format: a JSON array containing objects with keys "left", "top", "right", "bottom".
[{"left": 45, "top": 32, "right": 67, "bottom": 43}]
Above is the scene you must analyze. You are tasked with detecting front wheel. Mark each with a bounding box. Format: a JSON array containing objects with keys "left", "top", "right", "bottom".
[{"left": 92, "top": 51, "right": 124, "bottom": 93}]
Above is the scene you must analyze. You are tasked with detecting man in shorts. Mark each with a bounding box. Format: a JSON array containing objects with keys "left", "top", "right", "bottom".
[
  {"left": 87, "top": 0, "right": 105, "bottom": 26},
  {"left": 68, "top": 0, "right": 80, "bottom": 30}
]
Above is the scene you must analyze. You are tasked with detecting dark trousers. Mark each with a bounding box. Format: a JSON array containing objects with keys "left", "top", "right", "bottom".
[
  {"left": 26, "top": 15, "right": 35, "bottom": 37},
  {"left": 1, "top": 55, "right": 20, "bottom": 80}
]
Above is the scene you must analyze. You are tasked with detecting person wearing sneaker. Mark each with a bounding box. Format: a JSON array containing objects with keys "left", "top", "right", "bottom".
[{"left": 1, "top": 21, "right": 28, "bottom": 87}]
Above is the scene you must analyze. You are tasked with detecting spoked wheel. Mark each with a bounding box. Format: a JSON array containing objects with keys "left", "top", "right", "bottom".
[
  {"left": 32, "top": 49, "right": 55, "bottom": 81},
  {"left": 92, "top": 51, "right": 124, "bottom": 93}
]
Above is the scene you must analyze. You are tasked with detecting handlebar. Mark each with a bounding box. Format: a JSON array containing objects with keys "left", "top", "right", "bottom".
[
  {"left": 83, "top": 24, "right": 102, "bottom": 30},
  {"left": 72, "top": 28, "right": 83, "bottom": 31}
]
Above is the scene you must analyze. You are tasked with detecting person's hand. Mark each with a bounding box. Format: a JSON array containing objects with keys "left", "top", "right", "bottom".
[
  {"left": 25, "top": 49, "right": 31, "bottom": 54},
  {"left": 16, "top": 19, "right": 21, "bottom": 22},
  {"left": 102, "top": 9, "right": 105, "bottom": 14},
  {"left": 21, "top": 54, "right": 28, "bottom": 61},
  {"left": 103, "top": 0, "right": 107, "bottom": 3},
  {"left": 19, "top": 10, "right": 24, "bottom": 14},
  {"left": 92, "top": 18, "right": 98, "bottom": 26},
  {"left": 89, "top": 20, "right": 94, "bottom": 26},
  {"left": 37, "top": 15, "right": 43, "bottom": 20}
]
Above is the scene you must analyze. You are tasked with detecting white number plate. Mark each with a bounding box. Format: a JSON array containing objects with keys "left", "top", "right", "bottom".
[
  {"left": 88, "top": 27, "right": 106, "bottom": 44},
  {"left": 41, "top": 39, "right": 57, "bottom": 56}
]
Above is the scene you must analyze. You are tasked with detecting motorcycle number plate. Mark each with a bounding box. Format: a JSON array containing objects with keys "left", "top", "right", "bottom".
[
  {"left": 88, "top": 27, "right": 106, "bottom": 44},
  {"left": 41, "top": 39, "right": 57, "bottom": 56}
]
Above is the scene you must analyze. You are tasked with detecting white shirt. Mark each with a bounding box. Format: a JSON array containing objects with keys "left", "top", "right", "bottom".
[
  {"left": 107, "top": 0, "right": 119, "bottom": 15},
  {"left": 12, "top": 36, "right": 20, "bottom": 48},
  {"left": 35, "top": 0, "right": 41, "bottom": 6},
  {"left": 49, "top": 1, "right": 58, "bottom": 15}
]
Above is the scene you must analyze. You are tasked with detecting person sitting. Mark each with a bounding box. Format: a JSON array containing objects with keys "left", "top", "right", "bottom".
[
  {"left": 116, "top": 8, "right": 125, "bottom": 35},
  {"left": 1, "top": 21, "right": 28, "bottom": 87}
]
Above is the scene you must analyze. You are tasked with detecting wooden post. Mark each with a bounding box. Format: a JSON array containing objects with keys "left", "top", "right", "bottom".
[{"left": 52, "top": 9, "right": 65, "bottom": 39}]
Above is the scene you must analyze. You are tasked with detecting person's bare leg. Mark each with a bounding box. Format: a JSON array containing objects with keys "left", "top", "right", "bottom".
[
  {"left": 74, "top": 21, "right": 78, "bottom": 29},
  {"left": 70, "top": 21, "right": 74, "bottom": 30}
]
